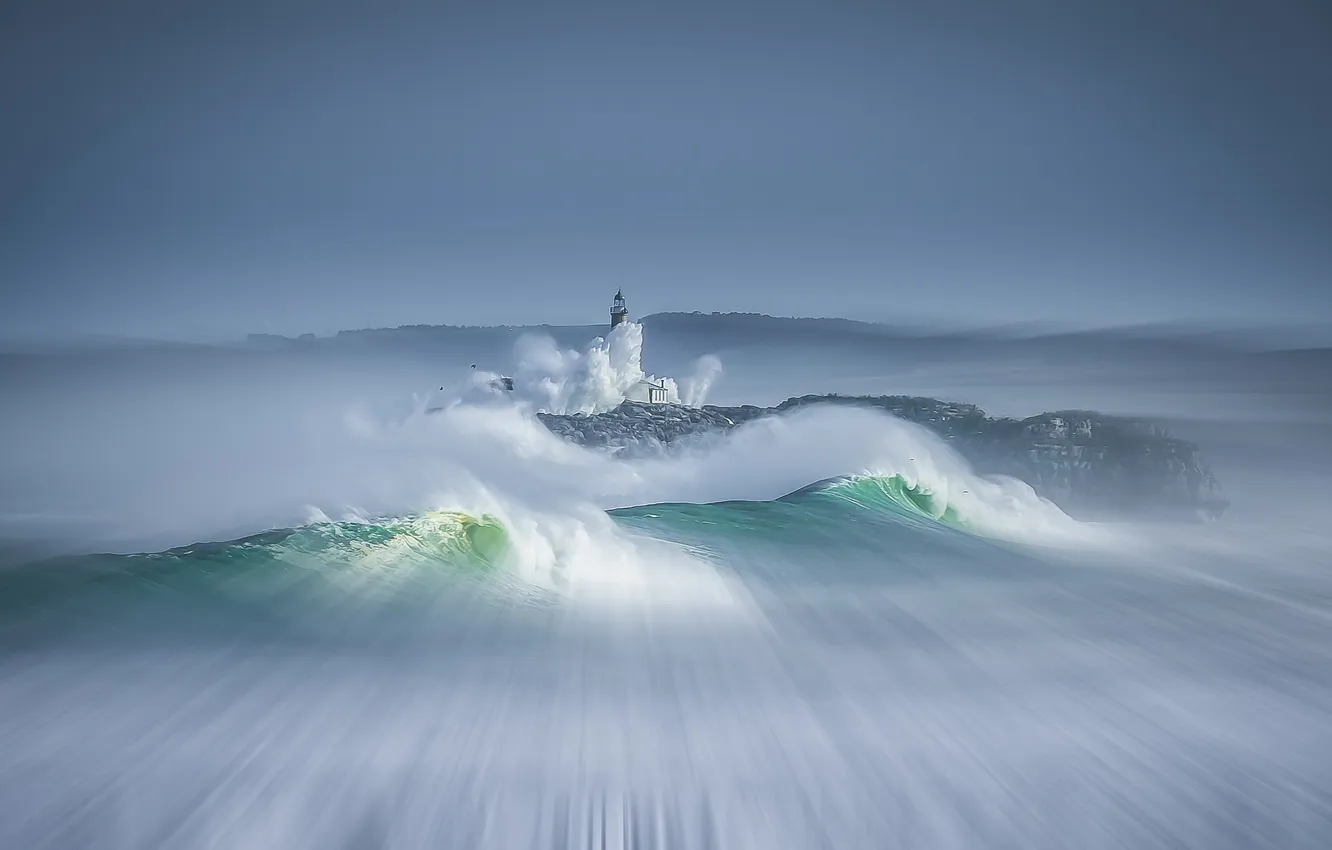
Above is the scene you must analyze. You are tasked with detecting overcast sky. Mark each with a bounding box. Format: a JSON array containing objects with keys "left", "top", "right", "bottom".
[{"left": 2, "top": 0, "right": 1329, "bottom": 340}]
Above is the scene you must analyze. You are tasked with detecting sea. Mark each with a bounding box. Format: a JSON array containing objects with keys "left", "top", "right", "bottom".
[{"left": 2, "top": 319, "right": 1331, "bottom": 849}]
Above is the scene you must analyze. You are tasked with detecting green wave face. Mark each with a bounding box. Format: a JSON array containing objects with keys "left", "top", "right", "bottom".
[
  {"left": 139, "top": 510, "right": 513, "bottom": 575},
  {"left": 1, "top": 511, "right": 514, "bottom": 624},
  {"left": 814, "top": 475, "right": 965, "bottom": 526},
  {"left": 609, "top": 474, "right": 973, "bottom": 559},
  {"left": 260, "top": 511, "right": 513, "bottom": 570},
  {"left": 4, "top": 476, "right": 979, "bottom": 629}
]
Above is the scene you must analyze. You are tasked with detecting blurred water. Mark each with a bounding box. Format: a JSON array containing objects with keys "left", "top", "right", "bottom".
[{"left": 2, "top": 325, "right": 1331, "bottom": 848}]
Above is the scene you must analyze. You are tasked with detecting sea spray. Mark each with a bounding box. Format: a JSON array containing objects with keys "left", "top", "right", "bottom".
[
  {"left": 451, "top": 322, "right": 676, "bottom": 413},
  {"left": 5, "top": 382, "right": 1098, "bottom": 562},
  {"left": 4, "top": 331, "right": 1326, "bottom": 850},
  {"left": 445, "top": 321, "right": 722, "bottom": 414},
  {"left": 679, "top": 354, "right": 723, "bottom": 407}
]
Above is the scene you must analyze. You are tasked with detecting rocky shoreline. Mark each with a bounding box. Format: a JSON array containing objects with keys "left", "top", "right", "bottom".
[{"left": 537, "top": 394, "right": 1229, "bottom": 519}]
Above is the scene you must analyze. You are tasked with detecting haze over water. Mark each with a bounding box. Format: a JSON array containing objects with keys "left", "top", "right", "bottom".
[
  {"left": 2, "top": 319, "right": 1331, "bottom": 849},
  {"left": 4, "top": 0, "right": 1332, "bottom": 844}
]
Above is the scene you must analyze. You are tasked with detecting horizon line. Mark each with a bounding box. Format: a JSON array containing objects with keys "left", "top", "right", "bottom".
[{"left": 3, "top": 311, "right": 1330, "bottom": 352}]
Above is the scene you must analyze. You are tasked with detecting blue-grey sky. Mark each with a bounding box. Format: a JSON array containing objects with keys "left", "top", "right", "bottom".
[{"left": 2, "top": 0, "right": 1330, "bottom": 340}]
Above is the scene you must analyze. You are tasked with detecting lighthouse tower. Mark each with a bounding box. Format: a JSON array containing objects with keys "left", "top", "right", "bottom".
[{"left": 610, "top": 290, "right": 629, "bottom": 330}]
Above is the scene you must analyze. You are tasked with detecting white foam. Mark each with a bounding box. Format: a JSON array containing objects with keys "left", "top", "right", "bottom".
[
  {"left": 1, "top": 355, "right": 1101, "bottom": 586},
  {"left": 450, "top": 321, "right": 721, "bottom": 414}
]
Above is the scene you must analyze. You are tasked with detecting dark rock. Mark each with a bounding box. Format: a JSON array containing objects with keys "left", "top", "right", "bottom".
[{"left": 537, "top": 395, "right": 1228, "bottom": 519}]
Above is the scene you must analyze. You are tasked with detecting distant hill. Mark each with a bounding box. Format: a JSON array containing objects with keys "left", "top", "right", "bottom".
[
  {"left": 242, "top": 312, "right": 905, "bottom": 346},
  {"left": 245, "top": 322, "right": 604, "bottom": 347},
  {"left": 640, "top": 312, "right": 897, "bottom": 335},
  {"left": 234, "top": 312, "right": 1324, "bottom": 354},
  {"left": 234, "top": 313, "right": 936, "bottom": 366}
]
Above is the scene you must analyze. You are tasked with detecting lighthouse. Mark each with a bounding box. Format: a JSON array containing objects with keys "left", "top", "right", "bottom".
[
  {"left": 610, "top": 289, "right": 629, "bottom": 330},
  {"left": 609, "top": 290, "right": 670, "bottom": 404}
]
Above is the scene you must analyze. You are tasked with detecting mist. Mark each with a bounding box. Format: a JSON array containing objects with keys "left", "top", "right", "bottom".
[{"left": 4, "top": 315, "right": 1332, "bottom": 848}]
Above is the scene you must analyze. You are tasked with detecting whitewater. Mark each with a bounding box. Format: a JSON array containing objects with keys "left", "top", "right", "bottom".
[{"left": 2, "top": 323, "right": 1331, "bottom": 849}]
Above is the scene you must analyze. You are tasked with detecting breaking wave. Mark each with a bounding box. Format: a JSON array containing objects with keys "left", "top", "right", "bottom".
[
  {"left": 2, "top": 396, "right": 1102, "bottom": 635},
  {"left": 0, "top": 317, "right": 1101, "bottom": 620},
  {"left": 454, "top": 321, "right": 722, "bottom": 414},
  {"left": 3, "top": 324, "right": 1323, "bottom": 850}
]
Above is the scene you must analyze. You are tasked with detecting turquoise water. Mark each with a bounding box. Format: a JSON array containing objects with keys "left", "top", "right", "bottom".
[
  {"left": 0, "top": 475, "right": 977, "bottom": 625},
  {"left": 0, "top": 473, "right": 1014, "bottom": 665},
  {"left": 614, "top": 474, "right": 964, "bottom": 540},
  {"left": 6, "top": 470, "right": 1332, "bottom": 849}
]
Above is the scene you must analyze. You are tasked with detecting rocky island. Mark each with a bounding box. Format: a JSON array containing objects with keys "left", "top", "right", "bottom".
[{"left": 538, "top": 394, "right": 1229, "bottom": 519}]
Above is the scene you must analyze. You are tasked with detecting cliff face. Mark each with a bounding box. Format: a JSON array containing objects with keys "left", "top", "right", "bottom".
[{"left": 536, "top": 394, "right": 1228, "bottom": 519}]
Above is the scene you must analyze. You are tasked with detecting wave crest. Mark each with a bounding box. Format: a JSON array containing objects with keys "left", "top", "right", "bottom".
[{"left": 452, "top": 321, "right": 721, "bottom": 415}]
